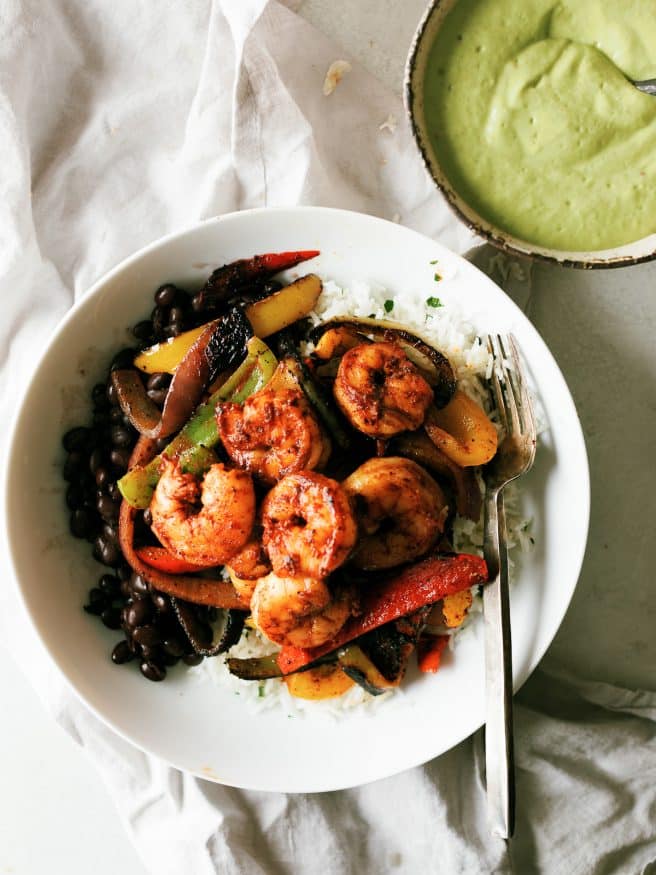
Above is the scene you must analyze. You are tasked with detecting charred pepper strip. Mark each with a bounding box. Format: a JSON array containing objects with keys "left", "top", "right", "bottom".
[
  {"left": 118, "top": 337, "right": 278, "bottom": 509},
  {"left": 277, "top": 552, "right": 488, "bottom": 674},
  {"left": 199, "top": 250, "right": 320, "bottom": 307}
]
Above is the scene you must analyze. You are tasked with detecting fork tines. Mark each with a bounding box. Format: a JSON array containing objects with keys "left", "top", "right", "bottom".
[{"left": 485, "top": 334, "right": 536, "bottom": 439}]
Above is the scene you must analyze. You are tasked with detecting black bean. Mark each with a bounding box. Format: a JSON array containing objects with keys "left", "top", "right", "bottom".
[
  {"left": 125, "top": 599, "right": 152, "bottom": 629},
  {"left": 132, "top": 320, "right": 154, "bottom": 342},
  {"left": 151, "top": 305, "right": 168, "bottom": 334},
  {"left": 89, "top": 448, "right": 104, "bottom": 474},
  {"left": 65, "top": 482, "right": 85, "bottom": 510},
  {"left": 109, "top": 407, "right": 124, "bottom": 423},
  {"left": 142, "top": 508, "right": 153, "bottom": 527},
  {"left": 110, "top": 447, "right": 131, "bottom": 470},
  {"left": 92, "top": 383, "right": 109, "bottom": 409},
  {"left": 183, "top": 653, "right": 203, "bottom": 667},
  {"left": 146, "top": 388, "right": 168, "bottom": 406},
  {"left": 154, "top": 438, "right": 169, "bottom": 452},
  {"left": 84, "top": 601, "right": 104, "bottom": 616},
  {"left": 89, "top": 587, "right": 105, "bottom": 607},
  {"left": 102, "top": 523, "right": 118, "bottom": 544},
  {"left": 110, "top": 425, "right": 133, "bottom": 448},
  {"left": 151, "top": 592, "right": 169, "bottom": 613},
  {"left": 70, "top": 508, "right": 94, "bottom": 539},
  {"left": 139, "top": 644, "right": 161, "bottom": 661},
  {"left": 140, "top": 661, "right": 166, "bottom": 682},
  {"left": 154, "top": 284, "right": 178, "bottom": 308},
  {"left": 63, "top": 451, "right": 84, "bottom": 481},
  {"left": 132, "top": 625, "right": 161, "bottom": 647},
  {"left": 163, "top": 324, "right": 183, "bottom": 338},
  {"left": 63, "top": 426, "right": 92, "bottom": 453},
  {"left": 191, "top": 292, "right": 205, "bottom": 313},
  {"left": 120, "top": 579, "right": 133, "bottom": 599},
  {"left": 262, "top": 280, "right": 283, "bottom": 295},
  {"left": 129, "top": 574, "right": 149, "bottom": 597},
  {"left": 93, "top": 534, "right": 121, "bottom": 566},
  {"left": 95, "top": 466, "right": 111, "bottom": 488},
  {"left": 99, "top": 574, "right": 120, "bottom": 596},
  {"left": 146, "top": 372, "right": 170, "bottom": 391},
  {"left": 106, "top": 381, "right": 118, "bottom": 406},
  {"left": 118, "top": 564, "right": 131, "bottom": 581},
  {"left": 161, "top": 652, "right": 179, "bottom": 667},
  {"left": 97, "top": 495, "right": 119, "bottom": 523},
  {"left": 92, "top": 409, "right": 110, "bottom": 428},
  {"left": 127, "top": 636, "right": 141, "bottom": 655},
  {"left": 101, "top": 607, "right": 122, "bottom": 630},
  {"left": 111, "top": 640, "right": 135, "bottom": 665},
  {"left": 108, "top": 482, "right": 122, "bottom": 503},
  {"left": 169, "top": 306, "right": 185, "bottom": 324},
  {"left": 111, "top": 348, "right": 137, "bottom": 371},
  {"left": 162, "top": 637, "right": 185, "bottom": 658}
]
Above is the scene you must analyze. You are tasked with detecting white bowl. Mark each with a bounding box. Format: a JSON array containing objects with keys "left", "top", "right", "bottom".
[
  {"left": 4, "top": 207, "right": 589, "bottom": 791},
  {"left": 405, "top": 0, "right": 656, "bottom": 269}
]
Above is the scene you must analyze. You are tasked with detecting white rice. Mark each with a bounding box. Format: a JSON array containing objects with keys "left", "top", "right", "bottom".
[{"left": 201, "top": 276, "right": 534, "bottom": 712}]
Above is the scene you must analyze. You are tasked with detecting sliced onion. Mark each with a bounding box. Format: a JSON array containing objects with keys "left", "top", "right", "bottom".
[{"left": 113, "top": 308, "right": 252, "bottom": 439}]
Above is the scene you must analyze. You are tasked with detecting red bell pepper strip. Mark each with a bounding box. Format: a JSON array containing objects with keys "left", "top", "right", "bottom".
[
  {"left": 277, "top": 552, "right": 487, "bottom": 674},
  {"left": 135, "top": 546, "right": 215, "bottom": 575},
  {"left": 417, "top": 634, "right": 450, "bottom": 673},
  {"left": 201, "top": 250, "right": 320, "bottom": 301},
  {"left": 254, "top": 251, "right": 320, "bottom": 272}
]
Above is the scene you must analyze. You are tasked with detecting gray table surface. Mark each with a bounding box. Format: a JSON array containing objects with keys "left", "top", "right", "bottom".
[{"left": 2, "top": 3, "right": 654, "bottom": 874}]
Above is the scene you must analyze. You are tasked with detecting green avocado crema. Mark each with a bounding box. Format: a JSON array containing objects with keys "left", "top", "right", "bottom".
[{"left": 422, "top": 0, "right": 656, "bottom": 251}]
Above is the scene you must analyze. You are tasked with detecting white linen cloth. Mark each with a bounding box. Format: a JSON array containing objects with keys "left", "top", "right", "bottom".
[{"left": 1, "top": 2, "right": 655, "bottom": 872}]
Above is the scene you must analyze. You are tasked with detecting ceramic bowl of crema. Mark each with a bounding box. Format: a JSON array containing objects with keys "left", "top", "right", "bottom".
[{"left": 405, "top": 0, "right": 656, "bottom": 268}]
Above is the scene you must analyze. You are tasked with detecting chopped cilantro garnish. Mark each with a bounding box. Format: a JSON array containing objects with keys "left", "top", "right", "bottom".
[
  {"left": 426, "top": 296, "right": 443, "bottom": 308},
  {"left": 367, "top": 313, "right": 376, "bottom": 318},
  {"left": 433, "top": 272, "right": 442, "bottom": 282},
  {"left": 384, "top": 299, "right": 394, "bottom": 313},
  {"left": 258, "top": 682, "right": 265, "bottom": 698},
  {"left": 430, "top": 259, "right": 438, "bottom": 265}
]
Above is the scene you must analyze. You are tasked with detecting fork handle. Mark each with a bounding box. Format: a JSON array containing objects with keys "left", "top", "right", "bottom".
[{"left": 483, "top": 488, "right": 516, "bottom": 839}]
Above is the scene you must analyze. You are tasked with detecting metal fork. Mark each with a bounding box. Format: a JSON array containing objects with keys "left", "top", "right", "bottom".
[{"left": 482, "top": 334, "right": 537, "bottom": 839}]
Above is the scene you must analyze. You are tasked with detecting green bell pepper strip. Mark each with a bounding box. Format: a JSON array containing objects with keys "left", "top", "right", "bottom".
[{"left": 118, "top": 337, "right": 278, "bottom": 509}]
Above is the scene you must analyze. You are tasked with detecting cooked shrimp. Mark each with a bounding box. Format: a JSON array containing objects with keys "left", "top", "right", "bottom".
[
  {"left": 226, "top": 533, "right": 271, "bottom": 580},
  {"left": 150, "top": 458, "right": 255, "bottom": 566},
  {"left": 262, "top": 471, "right": 357, "bottom": 578},
  {"left": 251, "top": 573, "right": 355, "bottom": 647},
  {"left": 333, "top": 341, "right": 434, "bottom": 437},
  {"left": 343, "top": 457, "right": 448, "bottom": 570},
  {"left": 217, "top": 387, "right": 330, "bottom": 485}
]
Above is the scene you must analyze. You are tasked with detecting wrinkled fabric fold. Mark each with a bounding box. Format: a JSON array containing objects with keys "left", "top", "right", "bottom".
[{"left": 1, "top": 1, "right": 654, "bottom": 873}]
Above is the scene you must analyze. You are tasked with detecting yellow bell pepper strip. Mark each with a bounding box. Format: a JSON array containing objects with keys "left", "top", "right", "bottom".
[
  {"left": 117, "top": 337, "right": 277, "bottom": 509},
  {"left": 134, "top": 273, "right": 323, "bottom": 375},
  {"left": 424, "top": 390, "right": 498, "bottom": 467},
  {"left": 277, "top": 552, "right": 488, "bottom": 675}
]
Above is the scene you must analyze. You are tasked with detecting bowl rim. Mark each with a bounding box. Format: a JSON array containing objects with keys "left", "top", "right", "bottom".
[{"left": 403, "top": 0, "right": 656, "bottom": 270}]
